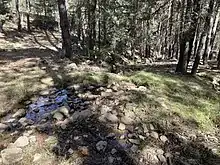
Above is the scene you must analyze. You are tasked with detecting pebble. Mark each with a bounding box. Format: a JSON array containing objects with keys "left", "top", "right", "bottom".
[
  {"left": 142, "top": 124, "right": 149, "bottom": 133},
  {"left": 14, "top": 136, "right": 29, "bottom": 148},
  {"left": 160, "top": 135, "right": 168, "bottom": 143},
  {"left": 53, "top": 112, "right": 64, "bottom": 121},
  {"left": 156, "top": 149, "right": 164, "bottom": 155},
  {"left": 33, "top": 153, "right": 42, "bottom": 162},
  {"left": 121, "top": 116, "right": 133, "bottom": 125},
  {"left": 0, "top": 123, "right": 8, "bottom": 132},
  {"left": 157, "top": 155, "right": 166, "bottom": 162},
  {"left": 58, "top": 106, "right": 70, "bottom": 117},
  {"left": 130, "top": 145, "right": 139, "bottom": 153},
  {"left": 129, "top": 139, "right": 140, "bottom": 145},
  {"left": 139, "top": 135, "right": 145, "bottom": 140},
  {"left": 118, "top": 123, "right": 126, "bottom": 130},
  {"left": 108, "top": 156, "right": 115, "bottom": 164},
  {"left": 96, "top": 141, "right": 107, "bottom": 152},
  {"left": 68, "top": 148, "right": 74, "bottom": 154},
  {"left": 78, "top": 146, "right": 89, "bottom": 156},
  {"left": 105, "top": 113, "right": 119, "bottom": 123},
  {"left": 111, "top": 148, "right": 117, "bottom": 155},
  {"left": 18, "top": 117, "right": 28, "bottom": 126},
  {"left": 149, "top": 124, "right": 155, "bottom": 131},
  {"left": 12, "top": 109, "right": 26, "bottom": 118},
  {"left": 150, "top": 132, "right": 159, "bottom": 139}
]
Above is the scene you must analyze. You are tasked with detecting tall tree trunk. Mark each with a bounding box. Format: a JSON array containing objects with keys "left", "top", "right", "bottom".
[
  {"left": 210, "top": 4, "right": 220, "bottom": 53},
  {"left": 176, "top": 0, "right": 188, "bottom": 74},
  {"left": 202, "top": 0, "right": 215, "bottom": 65},
  {"left": 16, "top": 0, "right": 21, "bottom": 31},
  {"left": 168, "top": 0, "right": 174, "bottom": 58},
  {"left": 57, "top": 0, "right": 72, "bottom": 58},
  {"left": 26, "top": 0, "right": 31, "bottom": 32},
  {"left": 217, "top": 49, "right": 220, "bottom": 69}
]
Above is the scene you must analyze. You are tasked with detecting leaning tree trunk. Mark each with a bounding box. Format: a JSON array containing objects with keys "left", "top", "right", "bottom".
[
  {"left": 57, "top": 0, "right": 72, "bottom": 58},
  {"left": 16, "top": 0, "right": 21, "bottom": 31}
]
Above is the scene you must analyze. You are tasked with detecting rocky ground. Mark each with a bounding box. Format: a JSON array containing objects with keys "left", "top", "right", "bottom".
[{"left": 1, "top": 26, "right": 220, "bottom": 165}]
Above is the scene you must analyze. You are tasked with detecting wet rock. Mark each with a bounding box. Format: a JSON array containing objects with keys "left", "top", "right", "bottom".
[
  {"left": 157, "top": 155, "right": 166, "bottom": 162},
  {"left": 14, "top": 136, "right": 29, "bottom": 148},
  {"left": 118, "top": 123, "right": 126, "bottom": 130},
  {"left": 33, "top": 153, "right": 42, "bottom": 162},
  {"left": 0, "top": 123, "right": 8, "bottom": 132},
  {"left": 129, "top": 139, "right": 140, "bottom": 145},
  {"left": 96, "top": 141, "right": 107, "bottom": 152},
  {"left": 150, "top": 132, "right": 159, "bottom": 139},
  {"left": 53, "top": 112, "right": 64, "bottom": 121},
  {"left": 130, "top": 145, "right": 139, "bottom": 153},
  {"left": 160, "top": 135, "right": 168, "bottom": 143},
  {"left": 105, "top": 113, "right": 119, "bottom": 123},
  {"left": 58, "top": 106, "right": 70, "bottom": 117},
  {"left": 12, "top": 109, "right": 26, "bottom": 118},
  {"left": 1, "top": 148, "right": 23, "bottom": 164}
]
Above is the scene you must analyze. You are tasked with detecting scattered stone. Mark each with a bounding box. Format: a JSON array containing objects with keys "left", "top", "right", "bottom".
[
  {"left": 29, "top": 136, "right": 37, "bottom": 144},
  {"left": 142, "top": 124, "right": 149, "bottom": 133},
  {"left": 118, "top": 123, "right": 126, "bottom": 130},
  {"left": 128, "top": 134, "right": 134, "bottom": 138},
  {"left": 0, "top": 123, "right": 8, "bottom": 132},
  {"left": 160, "top": 135, "right": 168, "bottom": 143},
  {"left": 157, "top": 155, "right": 166, "bottom": 162},
  {"left": 107, "top": 156, "right": 114, "bottom": 164},
  {"left": 78, "top": 146, "right": 89, "bottom": 156},
  {"left": 149, "top": 124, "right": 155, "bottom": 131},
  {"left": 107, "top": 133, "right": 116, "bottom": 139},
  {"left": 71, "top": 110, "right": 92, "bottom": 121},
  {"left": 129, "top": 139, "right": 140, "bottom": 145},
  {"left": 130, "top": 145, "right": 139, "bottom": 153},
  {"left": 45, "top": 136, "right": 57, "bottom": 145},
  {"left": 121, "top": 116, "right": 134, "bottom": 125},
  {"left": 6, "top": 118, "right": 16, "bottom": 123},
  {"left": 41, "top": 77, "right": 54, "bottom": 86},
  {"left": 164, "top": 152, "right": 172, "bottom": 158},
  {"left": 150, "top": 132, "right": 159, "bottom": 139},
  {"left": 68, "top": 148, "right": 74, "bottom": 155},
  {"left": 96, "top": 141, "right": 107, "bottom": 152},
  {"left": 18, "top": 117, "right": 28, "bottom": 126},
  {"left": 33, "top": 153, "right": 42, "bottom": 162},
  {"left": 120, "top": 135, "right": 125, "bottom": 140},
  {"left": 14, "top": 136, "right": 29, "bottom": 148},
  {"left": 146, "top": 133, "right": 150, "bottom": 137},
  {"left": 1, "top": 148, "right": 23, "bottom": 165},
  {"left": 53, "top": 112, "right": 64, "bottom": 121},
  {"left": 111, "top": 148, "right": 117, "bottom": 155},
  {"left": 58, "top": 106, "right": 70, "bottom": 117},
  {"left": 105, "top": 113, "right": 119, "bottom": 123},
  {"left": 156, "top": 149, "right": 164, "bottom": 155},
  {"left": 139, "top": 135, "right": 145, "bottom": 140},
  {"left": 137, "top": 86, "right": 147, "bottom": 91}
]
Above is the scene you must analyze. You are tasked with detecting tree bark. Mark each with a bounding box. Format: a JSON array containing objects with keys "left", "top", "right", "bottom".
[
  {"left": 26, "top": 0, "right": 31, "bottom": 32},
  {"left": 16, "top": 0, "right": 21, "bottom": 31},
  {"left": 202, "top": 0, "right": 215, "bottom": 65},
  {"left": 57, "top": 0, "right": 72, "bottom": 58}
]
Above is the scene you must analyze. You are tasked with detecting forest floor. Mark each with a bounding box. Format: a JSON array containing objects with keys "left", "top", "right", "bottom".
[{"left": 0, "top": 25, "right": 220, "bottom": 165}]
